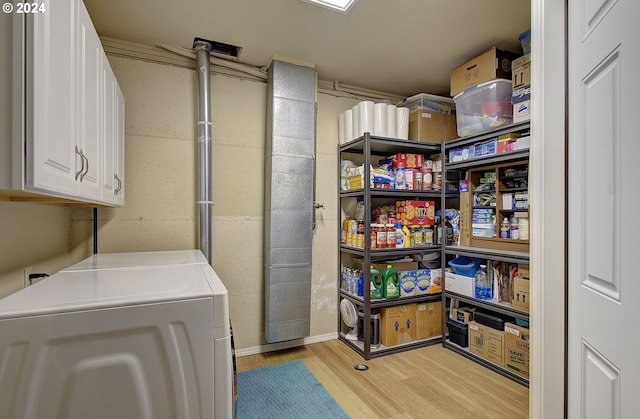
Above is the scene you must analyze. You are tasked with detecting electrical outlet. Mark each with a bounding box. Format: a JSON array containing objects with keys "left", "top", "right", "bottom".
[{"left": 24, "top": 267, "right": 33, "bottom": 288}]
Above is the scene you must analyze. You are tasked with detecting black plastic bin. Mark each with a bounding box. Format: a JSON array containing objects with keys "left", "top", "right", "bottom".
[{"left": 447, "top": 318, "right": 469, "bottom": 347}]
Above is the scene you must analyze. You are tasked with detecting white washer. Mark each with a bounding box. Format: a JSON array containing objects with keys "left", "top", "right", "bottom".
[{"left": 0, "top": 251, "right": 233, "bottom": 419}]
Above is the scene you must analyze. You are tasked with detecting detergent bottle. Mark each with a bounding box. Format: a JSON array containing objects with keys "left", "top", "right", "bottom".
[
  {"left": 370, "top": 266, "right": 383, "bottom": 300},
  {"left": 382, "top": 264, "right": 400, "bottom": 299}
]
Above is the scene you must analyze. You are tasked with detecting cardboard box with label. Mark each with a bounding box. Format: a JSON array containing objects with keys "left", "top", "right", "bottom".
[
  {"left": 451, "top": 47, "right": 520, "bottom": 96},
  {"left": 512, "top": 54, "right": 531, "bottom": 123},
  {"left": 512, "top": 278, "right": 530, "bottom": 312},
  {"left": 504, "top": 322, "right": 530, "bottom": 379},
  {"left": 416, "top": 301, "right": 442, "bottom": 339},
  {"left": 468, "top": 321, "right": 506, "bottom": 366},
  {"left": 450, "top": 307, "right": 475, "bottom": 323},
  {"left": 467, "top": 321, "right": 485, "bottom": 357},
  {"left": 380, "top": 304, "right": 416, "bottom": 346}
]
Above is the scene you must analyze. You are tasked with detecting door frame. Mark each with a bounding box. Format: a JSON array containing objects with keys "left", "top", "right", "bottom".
[{"left": 530, "top": 0, "right": 567, "bottom": 418}]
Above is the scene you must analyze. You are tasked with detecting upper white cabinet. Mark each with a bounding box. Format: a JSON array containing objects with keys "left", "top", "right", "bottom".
[{"left": 0, "top": 0, "right": 124, "bottom": 207}]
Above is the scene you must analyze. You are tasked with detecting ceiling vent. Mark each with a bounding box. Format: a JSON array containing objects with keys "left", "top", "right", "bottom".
[{"left": 192, "top": 37, "right": 242, "bottom": 60}]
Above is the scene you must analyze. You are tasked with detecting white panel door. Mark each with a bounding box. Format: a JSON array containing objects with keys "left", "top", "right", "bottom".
[
  {"left": 568, "top": 0, "right": 640, "bottom": 417},
  {"left": 27, "top": 0, "right": 79, "bottom": 195}
]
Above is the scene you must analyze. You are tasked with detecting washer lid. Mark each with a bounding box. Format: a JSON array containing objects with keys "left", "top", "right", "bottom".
[
  {"left": 0, "top": 264, "right": 217, "bottom": 319},
  {"left": 61, "top": 250, "right": 208, "bottom": 272}
]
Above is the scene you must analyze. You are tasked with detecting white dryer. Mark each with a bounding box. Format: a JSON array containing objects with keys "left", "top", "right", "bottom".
[{"left": 0, "top": 251, "right": 233, "bottom": 419}]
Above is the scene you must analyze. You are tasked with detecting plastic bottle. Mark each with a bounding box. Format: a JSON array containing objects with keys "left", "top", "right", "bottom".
[
  {"left": 474, "top": 264, "right": 492, "bottom": 300},
  {"left": 395, "top": 221, "right": 407, "bottom": 248},
  {"left": 500, "top": 217, "right": 510, "bottom": 239},
  {"left": 395, "top": 162, "right": 406, "bottom": 190},
  {"left": 370, "top": 266, "right": 383, "bottom": 300},
  {"left": 510, "top": 215, "right": 519, "bottom": 240},
  {"left": 382, "top": 264, "right": 400, "bottom": 299},
  {"left": 402, "top": 224, "right": 411, "bottom": 248}
]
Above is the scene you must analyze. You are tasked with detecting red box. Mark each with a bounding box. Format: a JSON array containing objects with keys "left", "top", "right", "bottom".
[
  {"left": 396, "top": 200, "right": 435, "bottom": 226},
  {"left": 497, "top": 138, "right": 515, "bottom": 154},
  {"left": 388, "top": 153, "right": 424, "bottom": 169}
]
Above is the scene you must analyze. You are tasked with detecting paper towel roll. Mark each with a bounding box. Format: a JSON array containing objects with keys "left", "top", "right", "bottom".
[
  {"left": 387, "top": 104, "right": 397, "bottom": 138},
  {"left": 338, "top": 111, "right": 346, "bottom": 144},
  {"left": 358, "top": 101, "right": 374, "bottom": 136},
  {"left": 373, "top": 103, "right": 387, "bottom": 137},
  {"left": 396, "top": 107, "right": 410, "bottom": 140},
  {"left": 344, "top": 109, "right": 353, "bottom": 143},
  {"left": 351, "top": 104, "right": 359, "bottom": 140}
]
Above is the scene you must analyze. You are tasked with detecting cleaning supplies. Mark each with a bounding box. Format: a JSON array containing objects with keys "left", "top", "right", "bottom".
[
  {"left": 382, "top": 264, "right": 400, "bottom": 299},
  {"left": 370, "top": 266, "right": 383, "bottom": 300}
]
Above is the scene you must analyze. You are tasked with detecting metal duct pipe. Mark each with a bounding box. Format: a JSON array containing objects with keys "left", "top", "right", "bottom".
[{"left": 194, "top": 40, "right": 213, "bottom": 264}]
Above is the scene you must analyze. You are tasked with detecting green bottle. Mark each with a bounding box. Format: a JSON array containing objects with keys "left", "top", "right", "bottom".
[
  {"left": 382, "top": 264, "right": 400, "bottom": 299},
  {"left": 370, "top": 266, "right": 383, "bottom": 300}
]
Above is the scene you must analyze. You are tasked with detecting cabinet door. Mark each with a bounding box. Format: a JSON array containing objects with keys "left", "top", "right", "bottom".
[
  {"left": 114, "top": 82, "right": 125, "bottom": 206},
  {"left": 101, "top": 56, "right": 116, "bottom": 203},
  {"left": 77, "top": 3, "right": 102, "bottom": 200},
  {"left": 27, "top": 0, "right": 79, "bottom": 195}
]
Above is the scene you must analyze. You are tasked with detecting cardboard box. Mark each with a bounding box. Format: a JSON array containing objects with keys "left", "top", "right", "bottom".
[
  {"left": 415, "top": 269, "right": 432, "bottom": 295},
  {"left": 468, "top": 321, "right": 506, "bottom": 366},
  {"left": 513, "top": 100, "right": 531, "bottom": 123},
  {"left": 474, "top": 139, "right": 498, "bottom": 158},
  {"left": 450, "top": 47, "right": 520, "bottom": 96},
  {"left": 512, "top": 277, "right": 530, "bottom": 312},
  {"left": 459, "top": 181, "right": 472, "bottom": 246},
  {"left": 445, "top": 272, "right": 474, "bottom": 297},
  {"left": 416, "top": 301, "right": 442, "bottom": 339},
  {"left": 484, "top": 327, "right": 506, "bottom": 366},
  {"left": 468, "top": 321, "right": 484, "bottom": 357},
  {"left": 353, "top": 260, "right": 419, "bottom": 272},
  {"left": 409, "top": 109, "right": 458, "bottom": 143},
  {"left": 396, "top": 200, "right": 435, "bottom": 226},
  {"left": 512, "top": 54, "right": 531, "bottom": 90},
  {"left": 428, "top": 268, "right": 443, "bottom": 294},
  {"left": 399, "top": 270, "right": 417, "bottom": 297},
  {"left": 380, "top": 304, "right": 417, "bottom": 346},
  {"left": 451, "top": 307, "right": 475, "bottom": 323},
  {"left": 504, "top": 323, "right": 530, "bottom": 379}
]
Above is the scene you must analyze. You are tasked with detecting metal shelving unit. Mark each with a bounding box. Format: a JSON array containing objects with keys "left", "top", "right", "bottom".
[
  {"left": 441, "top": 122, "right": 531, "bottom": 386},
  {"left": 338, "top": 132, "right": 444, "bottom": 360}
]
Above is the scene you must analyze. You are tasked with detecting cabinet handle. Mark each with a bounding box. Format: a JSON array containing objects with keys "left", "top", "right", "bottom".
[
  {"left": 75, "top": 146, "right": 85, "bottom": 181},
  {"left": 79, "top": 151, "right": 89, "bottom": 182},
  {"left": 114, "top": 174, "right": 122, "bottom": 195}
]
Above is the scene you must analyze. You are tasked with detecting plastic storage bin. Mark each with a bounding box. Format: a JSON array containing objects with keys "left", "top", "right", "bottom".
[
  {"left": 447, "top": 318, "right": 469, "bottom": 347},
  {"left": 448, "top": 256, "right": 484, "bottom": 277},
  {"left": 453, "top": 79, "right": 513, "bottom": 137}
]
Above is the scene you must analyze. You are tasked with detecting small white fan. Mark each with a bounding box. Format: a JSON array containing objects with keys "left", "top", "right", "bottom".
[{"left": 340, "top": 298, "right": 358, "bottom": 340}]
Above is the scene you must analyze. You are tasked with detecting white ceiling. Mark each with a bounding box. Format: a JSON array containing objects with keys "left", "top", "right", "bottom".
[{"left": 84, "top": 0, "right": 531, "bottom": 97}]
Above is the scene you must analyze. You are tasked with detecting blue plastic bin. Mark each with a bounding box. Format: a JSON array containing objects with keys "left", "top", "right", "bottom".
[{"left": 448, "top": 256, "right": 484, "bottom": 277}]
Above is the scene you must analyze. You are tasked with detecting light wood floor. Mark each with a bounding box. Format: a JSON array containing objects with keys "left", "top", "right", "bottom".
[{"left": 236, "top": 339, "right": 528, "bottom": 419}]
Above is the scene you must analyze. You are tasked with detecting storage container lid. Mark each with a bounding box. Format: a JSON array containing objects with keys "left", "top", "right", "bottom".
[
  {"left": 397, "top": 93, "right": 455, "bottom": 113},
  {"left": 453, "top": 78, "right": 512, "bottom": 101}
]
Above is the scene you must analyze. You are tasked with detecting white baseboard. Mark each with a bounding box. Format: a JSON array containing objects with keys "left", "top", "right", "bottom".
[{"left": 235, "top": 332, "right": 338, "bottom": 358}]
